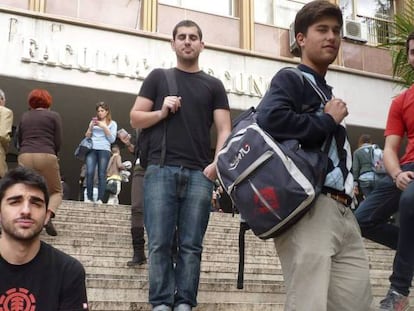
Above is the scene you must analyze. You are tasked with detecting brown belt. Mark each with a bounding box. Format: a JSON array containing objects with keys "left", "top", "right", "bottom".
[{"left": 321, "top": 189, "right": 352, "bottom": 207}]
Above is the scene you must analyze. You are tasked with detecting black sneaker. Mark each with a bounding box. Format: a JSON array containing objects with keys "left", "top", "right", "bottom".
[
  {"left": 379, "top": 288, "right": 409, "bottom": 311},
  {"left": 44, "top": 219, "right": 58, "bottom": 236}
]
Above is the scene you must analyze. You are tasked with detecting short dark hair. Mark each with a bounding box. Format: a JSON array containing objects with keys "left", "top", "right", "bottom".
[
  {"left": 0, "top": 167, "right": 49, "bottom": 208},
  {"left": 358, "top": 134, "right": 372, "bottom": 146},
  {"left": 293, "top": 1, "right": 343, "bottom": 57},
  {"left": 406, "top": 31, "right": 414, "bottom": 55},
  {"left": 172, "top": 20, "right": 203, "bottom": 41}
]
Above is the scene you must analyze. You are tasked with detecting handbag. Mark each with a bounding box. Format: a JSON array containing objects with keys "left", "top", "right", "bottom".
[
  {"left": 106, "top": 179, "right": 118, "bottom": 194},
  {"left": 216, "top": 68, "right": 331, "bottom": 240},
  {"left": 217, "top": 115, "right": 330, "bottom": 239},
  {"left": 74, "top": 137, "right": 93, "bottom": 161}
]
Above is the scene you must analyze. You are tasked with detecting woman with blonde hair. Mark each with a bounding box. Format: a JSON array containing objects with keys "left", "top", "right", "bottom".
[
  {"left": 17, "top": 88, "right": 63, "bottom": 236},
  {"left": 84, "top": 102, "right": 117, "bottom": 203}
]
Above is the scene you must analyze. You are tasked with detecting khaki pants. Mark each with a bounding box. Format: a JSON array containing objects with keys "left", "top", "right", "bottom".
[
  {"left": 18, "top": 153, "right": 62, "bottom": 215},
  {"left": 274, "top": 194, "right": 372, "bottom": 311}
]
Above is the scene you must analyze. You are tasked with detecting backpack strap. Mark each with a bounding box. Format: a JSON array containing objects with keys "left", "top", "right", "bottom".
[
  {"left": 283, "top": 67, "right": 329, "bottom": 104},
  {"left": 160, "top": 69, "right": 179, "bottom": 167},
  {"left": 237, "top": 220, "right": 250, "bottom": 289},
  {"left": 163, "top": 68, "right": 205, "bottom": 167}
]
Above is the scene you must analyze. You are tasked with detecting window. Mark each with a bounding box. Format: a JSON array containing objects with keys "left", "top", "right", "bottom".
[
  {"left": 339, "top": 0, "right": 394, "bottom": 44},
  {"left": 45, "top": 0, "right": 141, "bottom": 29},
  {"left": 254, "top": 0, "right": 312, "bottom": 29},
  {"left": 159, "top": 0, "right": 235, "bottom": 17},
  {"left": 0, "top": 0, "right": 28, "bottom": 10}
]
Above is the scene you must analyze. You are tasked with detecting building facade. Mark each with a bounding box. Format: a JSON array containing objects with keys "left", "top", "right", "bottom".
[{"left": 0, "top": 0, "right": 404, "bottom": 202}]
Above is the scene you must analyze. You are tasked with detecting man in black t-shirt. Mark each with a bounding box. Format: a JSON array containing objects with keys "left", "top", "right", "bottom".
[
  {"left": 130, "top": 20, "right": 231, "bottom": 311},
  {"left": 0, "top": 167, "right": 88, "bottom": 311}
]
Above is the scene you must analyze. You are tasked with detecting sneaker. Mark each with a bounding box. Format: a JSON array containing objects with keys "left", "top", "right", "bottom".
[
  {"left": 84, "top": 199, "right": 93, "bottom": 203},
  {"left": 152, "top": 305, "right": 172, "bottom": 311},
  {"left": 379, "top": 288, "right": 409, "bottom": 311},
  {"left": 96, "top": 200, "right": 103, "bottom": 204},
  {"left": 174, "top": 303, "right": 191, "bottom": 311}
]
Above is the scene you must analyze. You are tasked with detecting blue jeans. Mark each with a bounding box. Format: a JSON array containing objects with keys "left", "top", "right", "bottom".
[
  {"left": 358, "top": 174, "right": 386, "bottom": 199},
  {"left": 85, "top": 149, "right": 111, "bottom": 201},
  {"left": 354, "top": 163, "right": 414, "bottom": 296},
  {"left": 144, "top": 165, "right": 214, "bottom": 308}
]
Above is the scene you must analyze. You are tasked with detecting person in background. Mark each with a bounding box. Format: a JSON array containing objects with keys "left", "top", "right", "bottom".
[
  {"left": 79, "top": 164, "right": 99, "bottom": 202},
  {"left": 78, "top": 164, "right": 86, "bottom": 201},
  {"left": 130, "top": 20, "right": 231, "bottom": 311},
  {"left": 106, "top": 144, "right": 126, "bottom": 205},
  {"left": 0, "top": 89, "right": 13, "bottom": 179},
  {"left": 118, "top": 130, "right": 147, "bottom": 266},
  {"left": 0, "top": 167, "right": 88, "bottom": 311},
  {"left": 256, "top": 1, "right": 372, "bottom": 310},
  {"left": 352, "top": 134, "right": 383, "bottom": 199},
  {"left": 60, "top": 175, "right": 71, "bottom": 200},
  {"left": 16, "top": 89, "right": 62, "bottom": 237},
  {"left": 354, "top": 31, "right": 414, "bottom": 311},
  {"left": 84, "top": 102, "right": 117, "bottom": 204}
]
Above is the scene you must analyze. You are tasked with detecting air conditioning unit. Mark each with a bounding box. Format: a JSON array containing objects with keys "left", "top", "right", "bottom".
[
  {"left": 343, "top": 19, "right": 367, "bottom": 43},
  {"left": 289, "top": 22, "right": 299, "bottom": 55}
]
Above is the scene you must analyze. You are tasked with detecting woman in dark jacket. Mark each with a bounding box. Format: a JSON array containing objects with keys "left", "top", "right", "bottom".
[{"left": 17, "top": 89, "right": 63, "bottom": 236}]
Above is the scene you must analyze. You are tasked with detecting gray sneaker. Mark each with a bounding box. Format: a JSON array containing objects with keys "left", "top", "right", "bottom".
[
  {"left": 379, "top": 289, "right": 409, "bottom": 311},
  {"left": 174, "top": 304, "right": 191, "bottom": 311},
  {"left": 152, "top": 304, "right": 172, "bottom": 311}
]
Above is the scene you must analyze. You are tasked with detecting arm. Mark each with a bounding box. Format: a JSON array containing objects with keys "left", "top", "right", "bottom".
[
  {"left": 115, "top": 154, "right": 125, "bottom": 170},
  {"left": 85, "top": 120, "right": 94, "bottom": 138},
  {"left": 130, "top": 95, "right": 181, "bottom": 129},
  {"left": 352, "top": 150, "right": 361, "bottom": 180},
  {"left": 384, "top": 135, "right": 414, "bottom": 190},
  {"left": 256, "top": 69, "right": 337, "bottom": 148},
  {"left": 54, "top": 113, "right": 63, "bottom": 154},
  {"left": 106, "top": 121, "right": 117, "bottom": 143},
  {"left": 130, "top": 68, "right": 181, "bottom": 129},
  {"left": 352, "top": 150, "right": 361, "bottom": 194},
  {"left": 118, "top": 132, "right": 135, "bottom": 153},
  {"left": 0, "top": 108, "right": 13, "bottom": 150},
  {"left": 204, "top": 108, "right": 232, "bottom": 181}
]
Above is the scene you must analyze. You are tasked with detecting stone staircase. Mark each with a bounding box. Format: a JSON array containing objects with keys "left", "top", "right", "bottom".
[{"left": 41, "top": 201, "right": 414, "bottom": 311}]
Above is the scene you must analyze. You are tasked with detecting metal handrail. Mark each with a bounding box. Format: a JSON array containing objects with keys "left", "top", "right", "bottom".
[{"left": 356, "top": 14, "right": 395, "bottom": 46}]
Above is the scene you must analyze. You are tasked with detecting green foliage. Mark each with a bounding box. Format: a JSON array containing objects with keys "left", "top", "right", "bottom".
[{"left": 383, "top": 0, "right": 414, "bottom": 87}]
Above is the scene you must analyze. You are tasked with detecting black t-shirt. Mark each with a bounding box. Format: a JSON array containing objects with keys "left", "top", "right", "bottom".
[
  {"left": 0, "top": 241, "right": 88, "bottom": 311},
  {"left": 138, "top": 68, "right": 230, "bottom": 170}
]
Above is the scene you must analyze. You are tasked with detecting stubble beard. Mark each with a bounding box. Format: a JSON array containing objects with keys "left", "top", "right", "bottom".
[{"left": 1, "top": 220, "right": 43, "bottom": 243}]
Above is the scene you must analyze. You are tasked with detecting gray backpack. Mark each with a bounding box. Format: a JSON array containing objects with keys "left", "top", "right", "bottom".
[{"left": 216, "top": 68, "right": 330, "bottom": 239}]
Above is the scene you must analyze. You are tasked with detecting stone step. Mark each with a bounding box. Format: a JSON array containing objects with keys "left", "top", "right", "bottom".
[
  {"left": 88, "top": 301, "right": 285, "bottom": 311},
  {"left": 87, "top": 279, "right": 284, "bottom": 303},
  {"left": 43, "top": 201, "right": 414, "bottom": 310}
]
